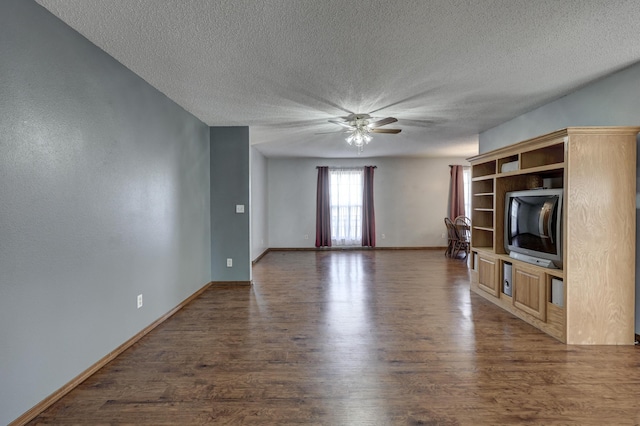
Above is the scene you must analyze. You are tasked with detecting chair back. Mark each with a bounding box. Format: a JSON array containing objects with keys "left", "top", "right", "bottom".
[
  {"left": 454, "top": 216, "right": 471, "bottom": 243},
  {"left": 444, "top": 217, "right": 460, "bottom": 241}
]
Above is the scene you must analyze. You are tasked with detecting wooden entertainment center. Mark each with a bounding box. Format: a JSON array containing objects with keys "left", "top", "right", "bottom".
[{"left": 468, "top": 127, "right": 639, "bottom": 344}]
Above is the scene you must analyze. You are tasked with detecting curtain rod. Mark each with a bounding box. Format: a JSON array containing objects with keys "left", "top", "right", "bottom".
[{"left": 316, "top": 166, "right": 377, "bottom": 169}]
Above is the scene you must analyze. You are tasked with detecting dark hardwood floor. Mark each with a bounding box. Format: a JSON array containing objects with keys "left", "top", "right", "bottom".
[{"left": 30, "top": 250, "right": 640, "bottom": 425}]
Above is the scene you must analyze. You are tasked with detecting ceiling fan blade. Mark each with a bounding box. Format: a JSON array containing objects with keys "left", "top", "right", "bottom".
[
  {"left": 372, "top": 128, "right": 402, "bottom": 134},
  {"left": 368, "top": 117, "right": 398, "bottom": 128},
  {"left": 328, "top": 119, "right": 355, "bottom": 129}
]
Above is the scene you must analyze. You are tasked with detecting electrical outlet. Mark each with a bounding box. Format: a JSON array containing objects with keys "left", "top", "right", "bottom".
[
  {"left": 226, "top": 258, "right": 233, "bottom": 267},
  {"left": 304, "top": 234, "right": 309, "bottom": 240},
  {"left": 381, "top": 234, "right": 386, "bottom": 239},
  {"left": 137, "top": 294, "right": 143, "bottom": 309},
  {"left": 442, "top": 232, "right": 446, "bottom": 239}
]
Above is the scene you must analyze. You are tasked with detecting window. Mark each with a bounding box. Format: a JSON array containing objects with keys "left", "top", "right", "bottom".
[{"left": 330, "top": 169, "right": 363, "bottom": 246}]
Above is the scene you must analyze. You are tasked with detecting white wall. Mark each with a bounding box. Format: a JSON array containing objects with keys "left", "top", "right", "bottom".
[
  {"left": 251, "top": 147, "right": 269, "bottom": 260},
  {"left": 478, "top": 60, "right": 640, "bottom": 334},
  {"left": 267, "top": 156, "right": 470, "bottom": 248}
]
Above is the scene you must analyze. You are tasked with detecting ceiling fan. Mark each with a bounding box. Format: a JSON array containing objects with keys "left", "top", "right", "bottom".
[{"left": 328, "top": 113, "right": 402, "bottom": 152}]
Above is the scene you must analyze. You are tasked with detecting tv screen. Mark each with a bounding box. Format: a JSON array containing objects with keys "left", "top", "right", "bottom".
[{"left": 505, "top": 188, "right": 563, "bottom": 268}]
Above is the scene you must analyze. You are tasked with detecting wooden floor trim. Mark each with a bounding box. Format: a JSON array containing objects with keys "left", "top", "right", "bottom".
[
  {"left": 10, "top": 281, "right": 214, "bottom": 426},
  {"left": 212, "top": 281, "right": 252, "bottom": 286},
  {"left": 251, "top": 246, "right": 448, "bottom": 265},
  {"left": 252, "top": 248, "right": 270, "bottom": 265},
  {"left": 373, "top": 246, "right": 447, "bottom": 251},
  {"left": 268, "top": 246, "right": 447, "bottom": 252}
]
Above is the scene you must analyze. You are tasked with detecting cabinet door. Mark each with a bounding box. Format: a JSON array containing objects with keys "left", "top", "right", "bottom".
[
  {"left": 477, "top": 255, "right": 499, "bottom": 297},
  {"left": 513, "top": 266, "right": 546, "bottom": 321}
]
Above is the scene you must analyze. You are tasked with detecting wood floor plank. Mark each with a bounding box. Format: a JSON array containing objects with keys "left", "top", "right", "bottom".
[{"left": 28, "top": 250, "right": 640, "bottom": 425}]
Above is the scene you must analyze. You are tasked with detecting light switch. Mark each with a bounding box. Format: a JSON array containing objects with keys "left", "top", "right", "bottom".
[{"left": 236, "top": 204, "right": 245, "bottom": 213}]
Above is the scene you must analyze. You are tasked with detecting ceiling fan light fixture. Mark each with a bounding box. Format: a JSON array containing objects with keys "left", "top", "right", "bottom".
[
  {"left": 345, "top": 118, "right": 373, "bottom": 152},
  {"left": 330, "top": 113, "right": 399, "bottom": 153}
]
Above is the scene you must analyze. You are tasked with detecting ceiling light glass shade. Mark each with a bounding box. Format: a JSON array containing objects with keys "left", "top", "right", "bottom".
[{"left": 345, "top": 117, "right": 373, "bottom": 153}]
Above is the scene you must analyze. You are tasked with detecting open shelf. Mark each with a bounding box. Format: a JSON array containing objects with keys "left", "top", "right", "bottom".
[
  {"left": 472, "top": 211, "right": 493, "bottom": 229},
  {"left": 521, "top": 142, "right": 564, "bottom": 170},
  {"left": 472, "top": 179, "right": 493, "bottom": 193},
  {"left": 497, "top": 154, "right": 519, "bottom": 173},
  {"left": 471, "top": 227, "right": 494, "bottom": 250},
  {"left": 471, "top": 160, "right": 496, "bottom": 178},
  {"left": 472, "top": 195, "right": 493, "bottom": 210}
]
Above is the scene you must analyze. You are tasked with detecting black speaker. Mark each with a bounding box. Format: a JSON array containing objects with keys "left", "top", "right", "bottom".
[{"left": 503, "top": 262, "right": 512, "bottom": 296}]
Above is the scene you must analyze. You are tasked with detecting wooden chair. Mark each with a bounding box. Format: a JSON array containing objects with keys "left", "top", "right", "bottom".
[
  {"left": 453, "top": 215, "right": 471, "bottom": 258},
  {"left": 444, "top": 217, "right": 460, "bottom": 258}
]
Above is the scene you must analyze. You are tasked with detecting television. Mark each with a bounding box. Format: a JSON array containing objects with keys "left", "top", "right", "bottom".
[{"left": 504, "top": 188, "right": 563, "bottom": 269}]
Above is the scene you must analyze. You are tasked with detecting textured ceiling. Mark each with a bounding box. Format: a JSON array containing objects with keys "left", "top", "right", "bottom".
[{"left": 36, "top": 0, "right": 640, "bottom": 158}]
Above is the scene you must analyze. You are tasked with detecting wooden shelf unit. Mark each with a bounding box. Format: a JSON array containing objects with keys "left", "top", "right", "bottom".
[
  {"left": 470, "top": 177, "right": 495, "bottom": 251},
  {"left": 468, "top": 127, "right": 639, "bottom": 344}
]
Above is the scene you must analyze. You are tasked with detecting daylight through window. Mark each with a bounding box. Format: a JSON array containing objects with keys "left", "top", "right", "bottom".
[{"left": 330, "top": 169, "right": 363, "bottom": 246}]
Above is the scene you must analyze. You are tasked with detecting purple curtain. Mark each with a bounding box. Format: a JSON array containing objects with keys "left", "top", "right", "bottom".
[
  {"left": 362, "top": 166, "right": 376, "bottom": 247},
  {"left": 315, "top": 166, "right": 331, "bottom": 247},
  {"left": 449, "top": 165, "right": 465, "bottom": 220}
]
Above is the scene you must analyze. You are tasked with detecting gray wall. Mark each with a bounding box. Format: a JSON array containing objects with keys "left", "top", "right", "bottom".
[
  {"left": 0, "top": 1, "right": 211, "bottom": 424},
  {"left": 479, "top": 61, "right": 640, "bottom": 334},
  {"left": 211, "top": 127, "right": 251, "bottom": 281},
  {"left": 480, "top": 62, "right": 640, "bottom": 151},
  {"left": 268, "top": 157, "right": 469, "bottom": 248},
  {"left": 251, "top": 147, "right": 269, "bottom": 260}
]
